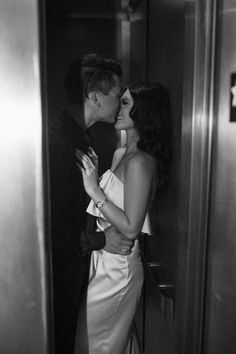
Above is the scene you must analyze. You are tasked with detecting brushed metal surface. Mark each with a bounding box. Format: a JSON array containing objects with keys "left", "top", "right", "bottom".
[
  {"left": 0, "top": 0, "right": 50, "bottom": 353},
  {"left": 176, "top": 0, "right": 218, "bottom": 353},
  {"left": 203, "top": 0, "right": 236, "bottom": 352}
]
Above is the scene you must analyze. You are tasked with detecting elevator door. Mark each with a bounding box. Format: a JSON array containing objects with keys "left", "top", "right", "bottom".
[
  {"left": 0, "top": 0, "right": 51, "bottom": 353},
  {"left": 127, "top": 1, "right": 185, "bottom": 353},
  {"left": 203, "top": 1, "right": 236, "bottom": 352}
]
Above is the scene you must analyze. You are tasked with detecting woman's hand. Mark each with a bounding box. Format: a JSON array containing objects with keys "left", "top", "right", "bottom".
[
  {"left": 76, "top": 148, "right": 99, "bottom": 196},
  {"left": 88, "top": 146, "right": 99, "bottom": 176}
]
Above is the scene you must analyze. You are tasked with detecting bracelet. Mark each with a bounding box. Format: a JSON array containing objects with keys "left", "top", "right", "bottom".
[{"left": 95, "top": 197, "right": 109, "bottom": 209}]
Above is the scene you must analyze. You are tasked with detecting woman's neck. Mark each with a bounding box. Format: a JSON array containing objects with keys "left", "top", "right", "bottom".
[{"left": 125, "top": 130, "right": 139, "bottom": 155}]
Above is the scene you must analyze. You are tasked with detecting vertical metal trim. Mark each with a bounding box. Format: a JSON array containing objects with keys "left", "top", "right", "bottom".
[
  {"left": 120, "top": 20, "right": 131, "bottom": 86},
  {"left": 179, "top": 0, "right": 218, "bottom": 353},
  {"left": 0, "top": 0, "right": 50, "bottom": 351},
  {"left": 145, "top": 0, "right": 150, "bottom": 81},
  {"left": 38, "top": 0, "right": 54, "bottom": 352},
  {"left": 192, "top": 1, "right": 218, "bottom": 353},
  {"left": 200, "top": 0, "right": 218, "bottom": 352}
]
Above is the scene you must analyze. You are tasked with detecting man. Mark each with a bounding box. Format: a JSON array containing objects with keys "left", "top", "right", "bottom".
[{"left": 49, "top": 54, "right": 133, "bottom": 354}]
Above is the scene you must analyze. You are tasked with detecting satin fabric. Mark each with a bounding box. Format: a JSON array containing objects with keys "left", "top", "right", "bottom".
[{"left": 74, "top": 150, "right": 149, "bottom": 354}]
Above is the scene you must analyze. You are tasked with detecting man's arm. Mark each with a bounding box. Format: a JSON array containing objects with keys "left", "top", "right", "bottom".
[
  {"left": 80, "top": 230, "right": 105, "bottom": 255},
  {"left": 80, "top": 226, "right": 134, "bottom": 256},
  {"left": 103, "top": 226, "right": 134, "bottom": 255}
]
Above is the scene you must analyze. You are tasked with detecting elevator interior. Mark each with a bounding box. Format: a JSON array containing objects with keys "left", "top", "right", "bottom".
[
  {"left": 1, "top": 0, "right": 236, "bottom": 353},
  {"left": 46, "top": 2, "right": 184, "bottom": 351}
]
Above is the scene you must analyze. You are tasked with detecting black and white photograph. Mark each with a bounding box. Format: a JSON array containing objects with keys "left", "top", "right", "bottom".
[{"left": 0, "top": 1, "right": 236, "bottom": 354}]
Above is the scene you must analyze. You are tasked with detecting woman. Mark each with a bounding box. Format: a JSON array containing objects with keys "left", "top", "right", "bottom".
[{"left": 74, "top": 82, "right": 172, "bottom": 354}]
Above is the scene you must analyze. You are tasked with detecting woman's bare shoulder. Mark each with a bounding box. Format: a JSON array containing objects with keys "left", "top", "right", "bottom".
[{"left": 126, "top": 151, "right": 157, "bottom": 176}]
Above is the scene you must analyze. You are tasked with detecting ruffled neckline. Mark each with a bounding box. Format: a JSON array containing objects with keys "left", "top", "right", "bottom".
[{"left": 108, "top": 169, "right": 124, "bottom": 184}]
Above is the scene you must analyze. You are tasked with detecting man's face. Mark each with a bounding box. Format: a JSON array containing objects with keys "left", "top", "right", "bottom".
[{"left": 97, "top": 74, "right": 121, "bottom": 124}]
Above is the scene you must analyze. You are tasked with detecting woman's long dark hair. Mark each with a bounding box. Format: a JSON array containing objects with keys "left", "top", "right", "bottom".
[{"left": 128, "top": 82, "right": 172, "bottom": 187}]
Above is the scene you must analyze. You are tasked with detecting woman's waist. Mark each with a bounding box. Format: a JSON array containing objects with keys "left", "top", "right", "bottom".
[
  {"left": 94, "top": 218, "right": 143, "bottom": 258},
  {"left": 93, "top": 238, "right": 142, "bottom": 260}
]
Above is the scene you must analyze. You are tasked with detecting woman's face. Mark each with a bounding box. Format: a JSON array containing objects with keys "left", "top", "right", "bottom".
[{"left": 115, "top": 89, "right": 135, "bottom": 131}]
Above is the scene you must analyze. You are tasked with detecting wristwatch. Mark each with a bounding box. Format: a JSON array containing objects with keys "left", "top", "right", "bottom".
[{"left": 95, "top": 197, "right": 109, "bottom": 209}]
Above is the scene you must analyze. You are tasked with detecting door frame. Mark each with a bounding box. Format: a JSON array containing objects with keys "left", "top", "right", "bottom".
[{"left": 175, "top": 0, "right": 218, "bottom": 353}]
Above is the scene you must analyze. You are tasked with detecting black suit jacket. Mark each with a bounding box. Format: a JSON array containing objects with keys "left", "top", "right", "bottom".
[{"left": 49, "top": 108, "right": 105, "bottom": 257}]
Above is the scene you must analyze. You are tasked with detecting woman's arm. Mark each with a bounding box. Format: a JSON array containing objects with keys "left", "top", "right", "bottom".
[{"left": 77, "top": 150, "right": 155, "bottom": 239}]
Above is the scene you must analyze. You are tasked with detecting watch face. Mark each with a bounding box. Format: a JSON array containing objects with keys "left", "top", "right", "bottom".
[
  {"left": 96, "top": 198, "right": 108, "bottom": 209},
  {"left": 97, "top": 201, "right": 103, "bottom": 208}
]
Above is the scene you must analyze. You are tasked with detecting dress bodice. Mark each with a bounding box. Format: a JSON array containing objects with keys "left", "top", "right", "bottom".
[
  {"left": 86, "top": 169, "right": 125, "bottom": 231},
  {"left": 86, "top": 149, "right": 151, "bottom": 234},
  {"left": 76, "top": 149, "right": 145, "bottom": 354}
]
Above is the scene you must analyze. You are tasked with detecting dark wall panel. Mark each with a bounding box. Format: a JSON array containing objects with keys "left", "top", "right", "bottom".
[
  {"left": 46, "top": 17, "right": 118, "bottom": 118},
  {"left": 46, "top": 11, "right": 120, "bottom": 172},
  {"left": 148, "top": 0, "right": 185, "bottom": 284}
]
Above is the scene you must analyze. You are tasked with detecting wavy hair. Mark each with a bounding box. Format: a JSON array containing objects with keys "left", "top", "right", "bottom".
[{"left": 128, "top": 82, "right": 172, "bottom": 186}]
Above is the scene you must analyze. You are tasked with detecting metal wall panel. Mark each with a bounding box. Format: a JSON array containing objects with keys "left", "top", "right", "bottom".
[
  {"left": 203, "top": 0, "right": 236, "bottom": 352},
  {"left": 176, "top": 1, "right": 217, "bottom": 352},
  {"left": 0, "top": 0, "right": 50, "bottom": 353},
  {"left": 140, "top": 1, "right": 185, "bottom": 353},
  {"left": 148, "top": 0, "right": 185, "bottom": 288}
]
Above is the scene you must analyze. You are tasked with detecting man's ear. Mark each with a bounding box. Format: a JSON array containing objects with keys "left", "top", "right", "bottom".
[{"left": 89, "top": 91, "right": 101, "bottom": 107}]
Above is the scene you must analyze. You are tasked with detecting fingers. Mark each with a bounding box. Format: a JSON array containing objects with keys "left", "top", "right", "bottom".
[
  {"left": 76, "top": 162, "right": 84, "bottom": 173},
  {"left": 88, "top": 147, "right": 99, "bottom": 171},
  {"left": 76, "top": 149, "right": 95, "bottom": 174},
  {"left": 103, "top": 225, "right": 112, "bottom": 235},
  {"left": 120, "top": 239, "right": 133, "bottom": 246},
  {"left": 119, "top": 239, "right": 133, "bottom": 255},
  {"left": 75, "top": 149, "right": 83, "bottom": 160},
  {"left": 88, "top": 147, "right": 98, "bottom": 160},
  {"left": 76, "top": 150, "right": 85, "bottom": 170},
  {"left": 119, "top": 245, "right": 131, "bottom": 251},
  {"left": 118, "top": 247, "right": 131, "bottom": 255},
  {"left": 76, "top": 149, "right": 95, "bottom": 167},
  {"left": 119, "top": 238, "right": 133, "bottom": 255}
]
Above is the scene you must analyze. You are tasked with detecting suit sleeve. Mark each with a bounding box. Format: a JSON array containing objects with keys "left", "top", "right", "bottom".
[
  {"left": 49, "top": 132, "right": 105, "bottom": 256},
  {"left": 80, "top": 230, "right": 106, "bottom": 255}
]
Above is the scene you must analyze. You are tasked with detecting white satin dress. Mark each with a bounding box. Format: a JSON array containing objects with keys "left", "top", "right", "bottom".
[{"left": 74, "top": 149, "right": 150, "bottom": 354}]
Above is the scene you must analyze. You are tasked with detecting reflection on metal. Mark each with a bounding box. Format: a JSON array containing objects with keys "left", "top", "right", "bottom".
[
  {"left": 58, "top": 12, "right": 131, "bottom": 20},
  {"left": 203, "top": 1, "right": 236, "bottom": 352},
  {"left": 53, "top": 0, "right": 144, "bottom": 21},
  {"left": 158, "top": 284, "right": 174, "bottom": 290},
  {"left": 120, "top": 0, "right": 147, "bottom": 85},
  {"left": 147, "top": 262, "right": 161, "bottom": 268},
  {"left": 0, "top": 0, "right": 50, "bottom": 353},
  {"left": 121, "top": 0, "right": 141, "bottom": 17},
  {"left": 176, "top": 0, "right": 218, "bottom": 353},
  {"left": 120, "top": 20, "right": 131, "bottom": 85},
  {"left": 160, "top": 289, "right": 174, "bottom": 325},
  {"left": 141, "top": 249, "right": 175, "bottom": 352}
]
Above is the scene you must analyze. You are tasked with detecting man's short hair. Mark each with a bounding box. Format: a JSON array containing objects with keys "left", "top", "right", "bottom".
[{"left": 64, "top": 53, "right": 122, "bottom": 105}]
